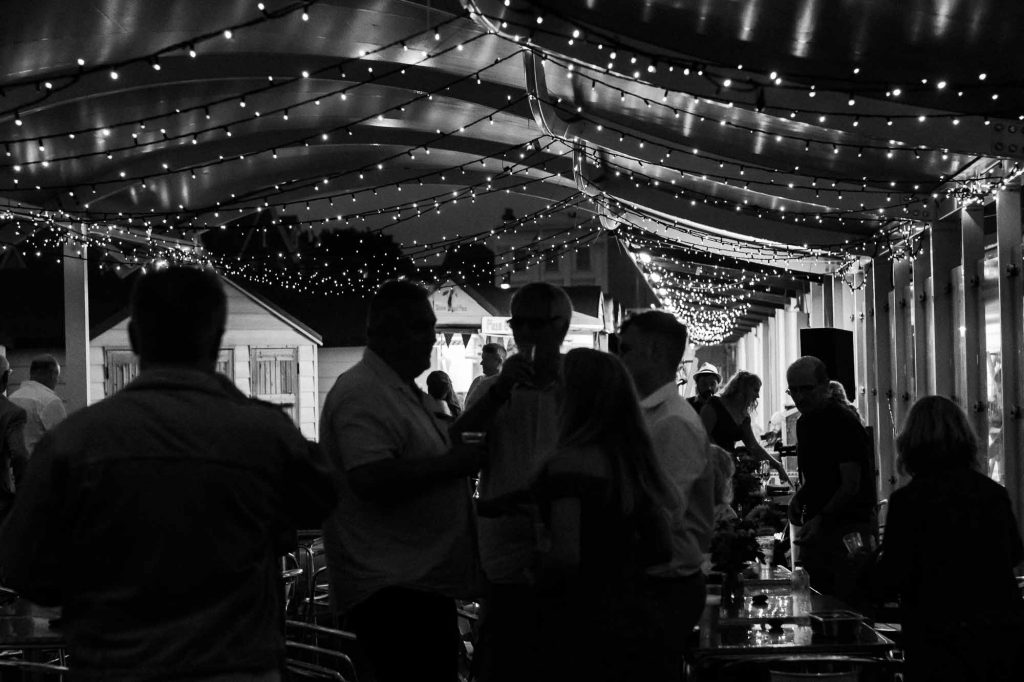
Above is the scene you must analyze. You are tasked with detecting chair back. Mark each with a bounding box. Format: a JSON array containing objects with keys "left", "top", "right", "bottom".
[{"left": 285, "top": 619, "right": 360, "bottom": 682}]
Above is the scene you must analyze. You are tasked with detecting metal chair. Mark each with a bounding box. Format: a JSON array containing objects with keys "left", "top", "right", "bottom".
[
  {"left": 0, "top": 658, "right": 69, "bottom": 680},
  {"left": 285, "top": 620, "right": 360, "bottom": 682}
]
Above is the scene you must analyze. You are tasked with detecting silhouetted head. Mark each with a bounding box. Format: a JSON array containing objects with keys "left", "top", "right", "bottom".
[
  {"left": 28, "top": 354, "right": 61, "bottom": 390},
  {"left": 366, "top": 280, "right": 435, "bottom": 382},
  {"left": 129, "top": 267, "right": 226, "bottom": 372},
  {"left": 509, "top": 283, "right": 572, "bottom": 356},
  {"left": 692, "top": 362, "right": 721, "bottom": 400},
  {"left": 720, "top": 370, "right": 763, "bottom": 414},
  {"left": 480, "top": 343, "right": 507, "bottom": 377},
  {"left": 617, "top": 310, "right": 688, "bottom": 397},
  {"left": 786, "top": 356, "right": 830, "bottom": 414},
  {"left": 897, "top": 395, "right": 979, "bottom": 476},
  {"left": 426, "top": 370, "right": 453, "bottom": 401}
]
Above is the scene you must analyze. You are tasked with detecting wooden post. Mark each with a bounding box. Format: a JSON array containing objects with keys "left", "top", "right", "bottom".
[
  {"left": 961, "top": 206, "right": 988, "bottom": 446},
  {"left": 63, "top": 226, "right": 91, "bottom": 413},
  {"left": 930, "top": 219, "right": 960, "bottom": 398},
  {"left": 863, "top": 263, "right": 877, "bottom": 430},
  {"left": 912, "top": 232, "right": 932, "bottom": 398},
  {"left": 891, "top": 259, "right": 913, "bottom": 469},
  {"left": 872, "top": 258, "right": 896, "bottom": 499},
  {"left": 996, "top": 187, "right": 1024, "bottom": 532},
  {"left": 822, "top": 278, "right": 835, "bottom": 328}
]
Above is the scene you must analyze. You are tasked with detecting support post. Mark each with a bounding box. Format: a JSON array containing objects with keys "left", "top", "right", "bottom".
[
  {"left": 63, "top": 226, "right": 91, "bottom": 413},
  {"left": 872, "top": 258, "right": 896, "bottom": 499},
  {"left": 891, "top": 259, "right": 913, "bottom": 467},
  {"left": 961, "top": 206, "right": 988, "bottom": 446},
  {"left": 930, "top": 219, "right": 960, "bottom": 398},
  {"left": 912, "top": 232, "right": 932, "bottom": 398},
  {"left": 996, "top": 187, "right": 1024, "bottom": 532}
]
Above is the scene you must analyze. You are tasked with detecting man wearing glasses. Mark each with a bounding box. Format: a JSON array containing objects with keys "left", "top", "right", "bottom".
[
  {"left": 785, "top": 356, "right": 876, "bottom": 603},
  {"left": 455, "top": 282, "right": 572, "bottom": 682}
]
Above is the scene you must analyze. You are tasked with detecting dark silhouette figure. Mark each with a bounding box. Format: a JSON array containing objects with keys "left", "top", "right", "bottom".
[
  {"left": 872, "top": 395, "right": 1024, "bottom": 682},
  {"left": 0, "top": 267, "right": 335, "bottom": 680}
]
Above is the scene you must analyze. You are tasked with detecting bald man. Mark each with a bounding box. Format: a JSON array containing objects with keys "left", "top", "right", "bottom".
[{"left": 9, "top": 354, "right": 66, "bottom": 454}]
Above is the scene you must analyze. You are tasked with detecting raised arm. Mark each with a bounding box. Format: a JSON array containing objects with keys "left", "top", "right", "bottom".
[{"left": 740, "top": 419, "right": 789, "bottom": 482}]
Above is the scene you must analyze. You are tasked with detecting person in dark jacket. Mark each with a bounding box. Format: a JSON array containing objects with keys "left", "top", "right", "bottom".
[
  {"left": 872, "top": 395, "right": 1024, "bottom": 682},
  {"left": 0, "top": 355, "right": 29, "bottom": 521},
  {"left": 0, "top": 267, "right": 336, "bottom": 682}
]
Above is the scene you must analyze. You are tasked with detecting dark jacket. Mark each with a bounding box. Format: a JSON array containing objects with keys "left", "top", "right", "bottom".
[
  {"left": 0, "top": 395, "right": 29, "bottom": 513},
  {"left": 0, "top": 369, "right": 336, "bottom": 681}
]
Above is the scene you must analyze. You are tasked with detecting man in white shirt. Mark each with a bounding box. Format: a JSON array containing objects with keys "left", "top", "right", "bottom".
[
  {"left": 320, "top": 280, "right": 482, "bottom": 682},
  {"left": 9, "top": 355, "right": 66, "bottom": 454},
  {"left": 463, "top": 343, "right": 506, "bottom": 409},
  {"left": 618, "top": 310, "right": 715, "bottom": 679}
]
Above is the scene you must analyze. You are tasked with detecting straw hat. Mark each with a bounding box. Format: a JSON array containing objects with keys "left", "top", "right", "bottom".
[{"left": 692, "top": 362, "right": 721, "bottom": 381}]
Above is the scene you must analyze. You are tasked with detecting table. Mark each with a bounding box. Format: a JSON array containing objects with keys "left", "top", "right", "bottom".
[{"left": 691, "top": 581, "right": 896, "bottom": 674}]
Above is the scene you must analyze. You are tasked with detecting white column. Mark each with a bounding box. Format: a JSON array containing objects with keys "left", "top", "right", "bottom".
[
  {"left": 996, "top": 187, "right": 1024, "bottom": 533},
  {"left": 960, "top": 207, "right": 988, "bottom": 454},
  {"left": 63, "top": 225, "right": 91, "bottom": 413}
]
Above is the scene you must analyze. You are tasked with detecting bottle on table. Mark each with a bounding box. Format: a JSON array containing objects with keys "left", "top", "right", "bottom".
[{"left": 791, "top": 562, "right": 811, "bottom": 616}]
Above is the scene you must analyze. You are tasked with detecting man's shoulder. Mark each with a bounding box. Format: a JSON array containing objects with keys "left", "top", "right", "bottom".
[{"left": 0, "top": 397, "right": 26, "bottom": 428}]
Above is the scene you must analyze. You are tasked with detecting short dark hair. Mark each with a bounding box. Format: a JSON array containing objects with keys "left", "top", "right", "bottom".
[
  {"left": 481, "top": 343, "right": 507, "bottom": 361},
  {"left": 897, "top": 395, "right": 979, "bottom": 476},
  {"left": 619, "top": 310, "right": 688, "bottom": 367},
  {"left": 130, "top": 267, "right": 226, "bottom": 364},
  {"left": 367, "top": 279, "right": 430, "bottom": 342},
  {"left": 510, "top": 282, "right": 572, "bottom": 336},
  {"left": 29, "top": 355, "right": 59, "bottom": 377}
]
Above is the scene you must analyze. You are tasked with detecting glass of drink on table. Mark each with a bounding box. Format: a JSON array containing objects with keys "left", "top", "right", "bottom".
[{"left": 756, "top": 535, "right": 775, "bottom": 577}]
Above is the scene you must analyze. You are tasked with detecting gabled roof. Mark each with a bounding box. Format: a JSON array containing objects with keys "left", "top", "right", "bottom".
[{"left": 89, "top": 275, "right": 323, "bottom": 345}]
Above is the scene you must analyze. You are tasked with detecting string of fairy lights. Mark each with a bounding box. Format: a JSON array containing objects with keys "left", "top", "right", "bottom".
[
  {"left": 471, "top": 1, "right": 1024, "bottom": 121},
  {"left": 5, "top": 1, "right": 1023, "bottom": 345}
]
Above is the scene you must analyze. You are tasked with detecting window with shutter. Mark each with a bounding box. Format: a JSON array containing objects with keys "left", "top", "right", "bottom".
[
  {"left": 104, "top": 348, "right": 234, "bottom": 396},
  {"left": 105, "top": 349, "right": 140, "bottom": 396},
  {"left": 251, "top": 347, "right": 299, "bottom": 423}
]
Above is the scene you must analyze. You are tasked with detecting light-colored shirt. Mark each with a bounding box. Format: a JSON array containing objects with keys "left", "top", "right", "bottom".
[
  {"left": 320, "top": 349, "right": 477, "bottom": 612},
  {"left": 9, "top": 380, "right": 66, "bottom": 454},
  {"left": 476, "top": 381, "right": 560, "bottom": 584},
  {"left": 641, "top": 381, "right": 716, "bottom": 578},
  {"left": 464, "top": 374, "right": 498, "bottom": 410}
]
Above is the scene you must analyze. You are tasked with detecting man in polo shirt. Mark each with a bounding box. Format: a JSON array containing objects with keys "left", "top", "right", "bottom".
[
  {"left": 320, "top": 280, "right": 482, "bottom": 682},
  {"left": 618, "top": 310, "right": 715, "bottom": 678},
  {"left": 786, "top": 355, "right": 876, "bottom": 602},
  {"left": 9, "top": 354, "right": 66, "bottom": 455},
  {"left": 455, "top": 282, "right": 572, "bottom": 682}
]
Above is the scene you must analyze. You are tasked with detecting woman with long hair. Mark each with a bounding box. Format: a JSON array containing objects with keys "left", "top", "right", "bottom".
[
  {"left": 873, "top": 396, "right": 1024, "bottom": 681},
  {"left": 425, "top": 369, "right": 461, "bottom": 419},
  {"left": 700, "top": 370, "right": 788, "bottom": 480},
  {"left": 534, "top": 348, "right": 675, "bottom": 681}
]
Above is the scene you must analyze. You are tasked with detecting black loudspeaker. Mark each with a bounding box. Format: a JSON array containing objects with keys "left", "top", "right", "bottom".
[{"left": 799, "top": 328, "right": 855, "bottom": 400}]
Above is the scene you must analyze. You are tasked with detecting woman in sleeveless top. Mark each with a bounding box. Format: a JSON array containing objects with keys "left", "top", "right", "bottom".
[{"left": 699, "top": 370, "right": 788, "bottom": 481}]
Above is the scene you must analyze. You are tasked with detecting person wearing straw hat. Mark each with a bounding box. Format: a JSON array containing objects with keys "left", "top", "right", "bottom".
[{"left": 687, "top": 362, "right": 721, "bottom": 415}]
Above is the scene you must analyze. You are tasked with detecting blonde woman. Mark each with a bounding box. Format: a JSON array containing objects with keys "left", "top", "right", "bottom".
[{"left": 700, "top": 371, "right": 788, "bottom": 481}]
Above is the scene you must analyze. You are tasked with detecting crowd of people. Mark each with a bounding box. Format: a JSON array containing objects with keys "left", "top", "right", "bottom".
[{"left": 0, "top": 265, "right": 1020, "bottom": 682}]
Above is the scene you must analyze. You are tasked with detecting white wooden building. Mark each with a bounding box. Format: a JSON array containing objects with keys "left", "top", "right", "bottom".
[{"left": 90, "top": 277, "right": 323, "bottom": 439}]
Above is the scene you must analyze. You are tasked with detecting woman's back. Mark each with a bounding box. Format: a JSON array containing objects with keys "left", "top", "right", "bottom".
[
  {"left": 880, "top": 468, "right": 1023, "bottom": 623},
  {"left": 705, "top": 396, "right": 746, "bottom": 453}
]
